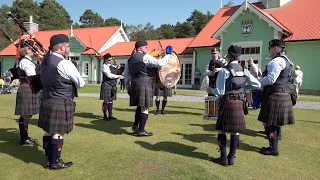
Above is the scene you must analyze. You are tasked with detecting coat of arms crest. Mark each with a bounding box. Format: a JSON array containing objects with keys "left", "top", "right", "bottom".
[{"left": 241, "top": 20, "right": 253, "bottom": 36}]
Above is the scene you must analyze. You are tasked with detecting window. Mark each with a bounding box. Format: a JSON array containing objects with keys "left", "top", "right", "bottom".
[
  {"left": 185, "top": 63, "right": 192, "bottom": 85},
  {"left": 69, "top": 56, "right": 80, "bottom": 69},
  {"left": 241, "top": 47, "right": 260, "bottom": 55},
  {"left": 82, "top": 62, "right": 89, "bottom": 76},
  {"left": 179, "top": 64, "right": 183, "bottom": 84}
]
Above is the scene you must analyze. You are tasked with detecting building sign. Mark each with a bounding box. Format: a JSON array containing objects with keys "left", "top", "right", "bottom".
[{"left": 241, "top": 20, "right": 253, "bottom": 36}]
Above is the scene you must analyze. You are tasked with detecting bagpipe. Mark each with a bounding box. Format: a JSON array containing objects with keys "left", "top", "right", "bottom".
[
  {"left": 148, "top": 42, "right": 182, "bottom": 88},
  {"left": 1, "top": 12, "right": 47, "bottom": 94}
]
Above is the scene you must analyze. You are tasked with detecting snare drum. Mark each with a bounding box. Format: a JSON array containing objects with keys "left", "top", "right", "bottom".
[{"left": 204, "top": 95, "right": 219, "bottom": 119}]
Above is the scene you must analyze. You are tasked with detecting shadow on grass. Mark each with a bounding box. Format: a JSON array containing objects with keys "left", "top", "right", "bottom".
[
  {"left": 295, "top": 119, "right": 320, "bottom": 124},
  {"left": 171, "top": 132, "right": 261, "bottom": 153},
  {"left": 74, "top": 112, "right": 104, "bottom": 120},
  {"left": 166, "top": 105, "right": 203, "bottom": 111},
  {"left": 75, "top": 119, "right": 132, "bottom": 135},
  {"left": 135, "top": 141, "right": 210, "bottom": 160},
  {"left": 0, "top": 128, "right": 44, "bottom": 167},
  {"left": 189, "top": 123, "right": 216, "bottom": 132},
  {"left": 114, "top": 107, "right": 203, "bottom": 116}
]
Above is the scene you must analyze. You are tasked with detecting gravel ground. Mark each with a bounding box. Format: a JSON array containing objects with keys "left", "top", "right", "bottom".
[{"left": 79, "top": 93, "right": 320, "bottom": 110}]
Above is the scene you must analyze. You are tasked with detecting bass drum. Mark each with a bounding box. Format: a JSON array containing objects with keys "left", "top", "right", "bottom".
[{"left": 148, "top": 49, "right": 182, "bottom": 88}]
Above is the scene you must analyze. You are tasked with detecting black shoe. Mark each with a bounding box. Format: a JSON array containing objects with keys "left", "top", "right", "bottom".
[
  {"left": 259, "top": 148, "right": 279, "bottom": 156},
  {"left": 161, "top": 110, "right": 165, "bottom": 115},
  {"left": 109, "top": 116, "right": 117, "bottom": 120},
  {"left": 50, "top": 159, "right": 73, "bottom": 170},
  {"left": 210, "top": 157, "right": 228, "bottom": 166},
  {"left": 259, "top": 147, "right": 271, "bottom": 152},
  {"left": 137, "top": 131, "right": 153, "bottom": 136},
  {"left": 154, "top": 110, "right": 159, "bottom": 115},
  {"left": 20, "top": 137, "right": 37, "bottom": 145},
  {"left": 104, "top": 116, "right": 109, "bottom": 121},
  {"left": 44, "top": 156, "right": 50, "bottom": 169}
]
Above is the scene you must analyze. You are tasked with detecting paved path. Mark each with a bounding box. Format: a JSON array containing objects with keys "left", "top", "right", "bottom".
[{"left": 79, "top": 93, "right": 320, "bottom": 110}]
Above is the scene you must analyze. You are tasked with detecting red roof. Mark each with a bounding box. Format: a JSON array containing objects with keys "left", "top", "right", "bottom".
[
  {"left": 189, "top": 0, "right": 320, "bottom": 48},
  {"left": 250, "top": 2, "right": 292, "bottom": 34},
  {"left": 188, "top": 2, "right": 263, "bottom": 48},
  {"left": 0, "top": 26, "right": 120, "bottom": 56},
  {"left": 102, "top": 38, "right": 194, "bottom": 56},
  {"left": 266, "top": 0, "right": 320, "bottom": 41}
]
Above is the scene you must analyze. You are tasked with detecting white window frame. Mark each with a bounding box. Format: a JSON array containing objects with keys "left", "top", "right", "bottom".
[
  {"left": 82, "top": 61, "right": 89, "bottom": 77},
  {"left": 231, "top": 40, "right": 263, "bottom": 68}
]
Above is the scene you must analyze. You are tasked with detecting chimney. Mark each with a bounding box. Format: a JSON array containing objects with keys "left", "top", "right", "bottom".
[{"left": 23, "top": 15, "right": 39, "bottom": 35}]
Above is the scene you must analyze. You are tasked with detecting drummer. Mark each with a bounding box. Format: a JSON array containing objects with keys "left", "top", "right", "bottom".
[
  {"left": 124, "top": 40, "right": 172, "bottom": 136},
  {"left": 154, "top": 86, "right": 172, "bottom": 115},
  {"left": 204, "top": 48, "right": 227, "bottom": 93}
]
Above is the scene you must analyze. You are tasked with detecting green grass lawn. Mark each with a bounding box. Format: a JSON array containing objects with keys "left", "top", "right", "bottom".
[
  {"left": 0, "top": 94, "right": 320, "bottom": 180},
  {"left": 78, "top": 85, "right": 206, "bottom": 96}
]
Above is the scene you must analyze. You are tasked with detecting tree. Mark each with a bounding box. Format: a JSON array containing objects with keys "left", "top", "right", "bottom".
[
  {"left": 38, "top": 0, "right": 73, "bottom": 30},
  {"left": 0, "top": 4, "right": 19, "bottom": 51},
  {"left": 174, "top": 22, "right": 196, "bottom": 38},
  {"left": 124, "top": 22, "right": 163, "bottom": 41},
  {"left": 157, "top": 24, "right": 175, "bottom": 39},
  {"left": 11, "top": 0, "right": 39, "bottom": 24},
  {"left": 79, "top": 9, "right": 104, "bottom": 28},
  {"left": 105, "top": 17, "right": 122, "bottom": 26},
  {"left": 187, "top": 9, "right": 213, "bottom": 34}
]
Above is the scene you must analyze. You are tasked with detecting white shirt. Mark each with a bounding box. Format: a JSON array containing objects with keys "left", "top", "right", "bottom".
[
  {"left": 17, "top": 56, "right": 36, "bottom": 76},
  {"left": 258, "top": 57, "right": 287, "bottom": 86},
  {"left": 102, "top": 63, "right": 119, "bottom": 79},
  {"left": 124, "top": 51, "right": 170, "bottom": 87},
  {"left": 53, "top": 52, "right": 85, "bottom": 88}
]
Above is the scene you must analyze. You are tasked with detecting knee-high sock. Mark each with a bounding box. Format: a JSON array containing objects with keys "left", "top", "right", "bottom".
[
  {"left": 102, "top": 103, "right": 108, "bottom": 117},
  {"left": 155, "top": 100, "right": 160, "bottom": 111},
  {"left": 228, "top": 134, "right": 240, "bottom": 165},
  {"left": 264, "top": 126, "right": 272, "bottom": 148},
  {"left": 43, "top": 136, "right": 52, "bottom": 162},
  {"left": 161, "top": 100, "right": 167, "bottom": 111},
  {"left": 217, "top": 134, "right": 227, "bottom": 161},
  {"left": 277, "top": 127, "right": 282, "bottom": 139},
  {"left": 138, "top": 113, "right": 148, "bottom": 132},
  {"left": 133, "top": 106, "right": 141, "bottom": 127},
  {"left": 18, "top": 116, "right": 28, "bottom": 140},
  {"left": 108, "top": 103, "right": 113, "bottom": 117},
  {"left": 51, "top": 138, "right": 64, "bottom": 165},
  {"left": 266, "top": 126, "right": 279, "bottom": 152}
]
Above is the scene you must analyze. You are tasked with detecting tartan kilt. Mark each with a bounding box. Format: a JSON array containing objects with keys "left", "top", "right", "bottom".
[
  {"left": 216, "top": 99, "right": 246, "bottom": 133},
  {"left": 258, "top": 92, "right": 294, "bottom": 126},
  {"left": 15, "top": 84, "right": 41, "bottom": 115},
  {"left": 100, "top": 82, "right": 117, "bottom": 101},
  {"left": 38, "top": 98, "right": 76, "bottom": 134},
  {"left": 130, "top": 80, "right": 154, "bottom": 107},
  {"left": 154, "top": 86, "right": 172, "bottom": 97}
]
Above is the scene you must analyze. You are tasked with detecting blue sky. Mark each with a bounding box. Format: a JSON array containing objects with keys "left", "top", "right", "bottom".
[{"left": 2, "top": 0, "right": 247, "bottom": 27}]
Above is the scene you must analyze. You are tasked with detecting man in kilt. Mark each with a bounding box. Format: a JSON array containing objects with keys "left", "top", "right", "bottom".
[
  {"left": 124, "top": 40, "right": 172, "bottom": 136},
  {"left": 154, "top": 86, "right": 172, "bottom": 115},
  {"left": 207, "top": 45, "right": 261, "bottom": 166},
  {"left": 100, "top": 53, "right": 123, "bottom": 120},
  {"left": 15, "top": 39, "right": 42, "bottom": 145},
  {"left": 38, "top": 34, "right": 85, "bottom": 170},
  {"left": 258, "top": 39, "right": 295, "bottom": 156}
]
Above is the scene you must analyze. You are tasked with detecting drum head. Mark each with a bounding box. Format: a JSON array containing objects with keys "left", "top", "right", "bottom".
[{"left": 158, "top": 51, "right": 181, "bottom": 88}]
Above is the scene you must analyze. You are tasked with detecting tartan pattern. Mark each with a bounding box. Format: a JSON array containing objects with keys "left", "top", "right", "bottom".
[
  {"left": 216, "top": 99, "right": 246, "bottom": 133},
  {"left": 129, "top": 81, "right": 154, "bottom": 107},
  {"left": 154, "top": 86, "right": 172, "bottom": 97},
  {"left": 38, "top": 98, "right": 76, "bottom": 134},
  {"left": 15, "top": 84, "right": 41, "bottom": 115},
  {"left": 258, "top": 92, "right": 294, "bottom": 126},
  {"left": 100, "top": 82, "right": 117, "bottom": 101}
]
